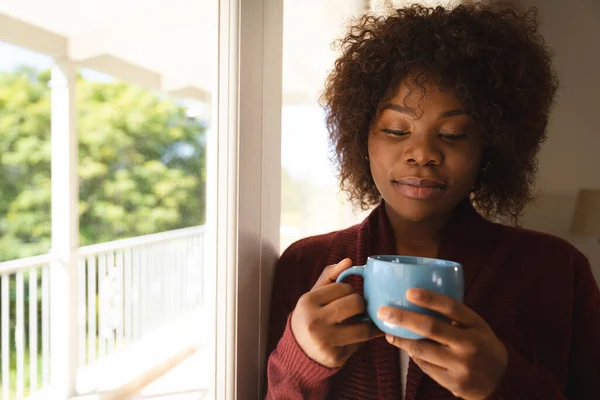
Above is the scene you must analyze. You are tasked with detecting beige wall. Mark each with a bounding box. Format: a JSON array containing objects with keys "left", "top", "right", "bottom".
[{"left": 521, "top": 0, "right": 600, "bottom": 282}]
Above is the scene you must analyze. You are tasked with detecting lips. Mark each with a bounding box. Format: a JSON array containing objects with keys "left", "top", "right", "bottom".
[
  {"left": 394, "top": 177, "right": 447, "bottom": 188},
  {"left": 392, "top": 177, "right": 447, "bottom": 200}
]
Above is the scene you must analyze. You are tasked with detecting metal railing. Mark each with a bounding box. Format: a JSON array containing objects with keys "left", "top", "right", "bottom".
[{"left": 0, "top": 226, "right": 205, "bottom": 400}]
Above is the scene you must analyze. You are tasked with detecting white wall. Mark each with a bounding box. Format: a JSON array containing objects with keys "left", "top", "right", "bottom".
[{"left": 521, "top": 0, "right": 600, "bottom": 282}]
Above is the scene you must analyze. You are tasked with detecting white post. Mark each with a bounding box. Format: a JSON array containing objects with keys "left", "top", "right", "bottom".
[{"left": 50, "top": 58, "right": 79, "bottom": 399}]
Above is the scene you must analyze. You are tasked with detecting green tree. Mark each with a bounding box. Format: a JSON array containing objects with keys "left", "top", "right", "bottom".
[
  {"left": 0, "top": 67, "right": 207, "bottom": 262},
  {"left": 0, "top": 67, "right": 52, "bottom": 259}
]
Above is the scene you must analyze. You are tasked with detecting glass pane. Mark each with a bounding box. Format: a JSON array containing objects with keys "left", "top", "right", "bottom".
[
  {"left": 72, "top": 1, "right": 218, "bottom": 397},
  {"left": 281, "top": 0, "right": 371, "bottom": 251},
  {"left": 0, "top": 0, "right": 217, "bottom": 398},
  {"left": 77, "top": 69, "right": 208, "bottom": 245}
]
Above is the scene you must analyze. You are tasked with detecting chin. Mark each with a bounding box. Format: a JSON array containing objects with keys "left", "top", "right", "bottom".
[
  {"left": 392, "top": 200, "right": 439, "bottom": 222},
  {"left": 383, "top": 193, "right": 458, "bottom": 223}
]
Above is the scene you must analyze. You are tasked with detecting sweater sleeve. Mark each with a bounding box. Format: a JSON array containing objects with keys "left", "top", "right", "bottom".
[
  {"left": 488, "top": 252, "right": 600, "bottom": 400},
  {"left": 266, "top": 315, "right": 341, "bottom": 399},
  {"left": 265, "top": 237, "right": 341, "bottom": 399}
]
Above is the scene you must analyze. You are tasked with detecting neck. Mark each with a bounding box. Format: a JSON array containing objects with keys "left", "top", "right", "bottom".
[{"left": 385, "top": 203, "right": 455, "bottom": 258}]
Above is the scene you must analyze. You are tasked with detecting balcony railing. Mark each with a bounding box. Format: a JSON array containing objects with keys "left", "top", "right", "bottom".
[
  {"left": 0, "top": 255, "right": 53, "bottom": 400},
  {"left": 0, "top": 226, "right": 206, "bottom": 400}
]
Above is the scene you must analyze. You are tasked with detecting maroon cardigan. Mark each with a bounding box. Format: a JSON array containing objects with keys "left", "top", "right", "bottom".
[{"left": 265, "top": 201, "right": 600, "bottom": 399}]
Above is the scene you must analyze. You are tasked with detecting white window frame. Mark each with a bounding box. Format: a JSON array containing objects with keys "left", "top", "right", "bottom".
[
  {"left": 0, "top": 0, "right": 283, "bottom": 397},
  {"left": 207, "top": 0, "right": 283, "bottom": 399}
]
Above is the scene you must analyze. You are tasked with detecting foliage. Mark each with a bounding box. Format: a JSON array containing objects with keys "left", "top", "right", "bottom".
[{"left": 0, "top": 67, "right": 207, "bottom": 262}]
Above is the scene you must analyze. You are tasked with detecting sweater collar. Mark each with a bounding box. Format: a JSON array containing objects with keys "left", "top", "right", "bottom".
[{"left": 357, "top": 199, "right": 500, "bottom": 295}]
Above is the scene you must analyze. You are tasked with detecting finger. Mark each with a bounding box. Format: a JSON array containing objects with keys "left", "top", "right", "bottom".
[
  {"left": 308, "top": 282, "right": 355, "bottom": 306},
  {"left": 406, "top": 289, "right": 485, "bottom": 328},
  {"left": 333, "top": 322, "right": 383, "bottom": 347},
  {"left": 377, "top": 306, "right": 460, "bottom": 347},
  {"left": 312, "top": 258, "right": 354, "bottom": 290},
  {"left": 371, "top": 326, "right": 385, "bottom": 338},
  {"left": 412, "top": 356, "right": 452, "bottom": 382},
  {"left": 411, "top": 356, "right": 463, "bottom": 398},
  {"left": 386, "top": 335, "right": 455, "bottom": 370},
  {"left": 367, "top": 325, "right": 386, "bottom": 340},
  {"left": 324, "top": 293, "right": 366, "bottom": 323}
]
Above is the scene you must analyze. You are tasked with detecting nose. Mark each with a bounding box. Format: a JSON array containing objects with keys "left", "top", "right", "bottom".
[{"left": 403, "top": 135, "right": 442, "bottom": 167}]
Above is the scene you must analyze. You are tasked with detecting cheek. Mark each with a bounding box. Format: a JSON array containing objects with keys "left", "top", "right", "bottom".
[
  {"left": 368, "top": 136, "right": 395, "bottom": 179},
  {"left": 448, "top": 148, "right": 483, "bottom": 183}
]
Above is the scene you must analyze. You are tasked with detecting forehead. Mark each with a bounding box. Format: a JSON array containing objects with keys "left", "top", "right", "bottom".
[{"left": 385, "top": 76, "right": 464, "bottom": 114}]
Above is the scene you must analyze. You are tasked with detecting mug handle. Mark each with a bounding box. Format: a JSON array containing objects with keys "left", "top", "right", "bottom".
[{"left": 336, "top": 266, "right": 370, "bottom": 323}]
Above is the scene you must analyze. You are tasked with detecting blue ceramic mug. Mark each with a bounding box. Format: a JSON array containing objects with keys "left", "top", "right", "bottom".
[{"left": 336, "top": 255, "right": 464, "bottom": 339}]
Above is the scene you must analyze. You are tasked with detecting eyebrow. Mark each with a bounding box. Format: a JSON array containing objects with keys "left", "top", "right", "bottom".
[
  {"left": 381, "top": 103, "right": 468, "bottom": 119},
  {"left": 439, "top": 109, "right": 468, "bottom": 118},
  {"left": 380, "top": 103, "right": 417, "bottom": 117}
]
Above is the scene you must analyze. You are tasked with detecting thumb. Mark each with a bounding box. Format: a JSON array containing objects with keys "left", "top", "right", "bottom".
[{"left": 312, "top": 258, "right": 354, "bottom": 290}]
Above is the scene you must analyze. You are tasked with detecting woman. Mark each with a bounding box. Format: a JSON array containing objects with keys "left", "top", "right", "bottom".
[{"left": 266, "top": 2, "right": 600, "bottom": 399}]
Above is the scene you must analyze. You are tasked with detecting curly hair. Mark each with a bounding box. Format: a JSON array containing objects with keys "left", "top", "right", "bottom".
[{"left": 320, "top": 2, "right": 558, "bottom": 224}]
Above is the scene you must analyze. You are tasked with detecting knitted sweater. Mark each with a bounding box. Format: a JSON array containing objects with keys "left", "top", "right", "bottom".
[{"left": 266, "top": 201, "right": 600, "bottom": 399}]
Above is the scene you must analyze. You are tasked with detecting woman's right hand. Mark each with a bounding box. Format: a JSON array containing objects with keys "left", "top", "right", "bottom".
[{"left": 291, "top": 258, "right": 383, "bottom": 368}]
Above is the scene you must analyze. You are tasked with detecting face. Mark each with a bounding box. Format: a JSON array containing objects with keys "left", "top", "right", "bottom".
[{"left": 368, "top": 78, "right": 484, "bottom": 223}]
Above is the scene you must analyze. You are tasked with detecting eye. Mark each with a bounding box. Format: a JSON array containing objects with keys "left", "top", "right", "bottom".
[
  {"left": 439, "top": 133, "right": 470, "bottom": 142},
  {"left": 381, "top": 128, "right": 409, "bottom": 137}
]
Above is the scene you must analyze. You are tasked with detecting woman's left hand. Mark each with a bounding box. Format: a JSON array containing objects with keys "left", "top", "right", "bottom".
[{"left": 377, "top": 288, "right": 508, "bottom": 400}]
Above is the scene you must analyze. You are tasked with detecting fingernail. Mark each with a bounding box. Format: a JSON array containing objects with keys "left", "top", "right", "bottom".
[
  {"left": 386, "top": 334, "right": 394, "bottom": 343},
  {"left": 377, "top": 308, "right": 390, "bottom": 320},
  {"left": 406, "top": 289, "right": 422, "bottom": 300}
]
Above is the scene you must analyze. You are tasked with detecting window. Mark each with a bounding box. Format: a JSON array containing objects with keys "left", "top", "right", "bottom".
[
  {"left": 0, "top": 1, "right": 218, "bottom": 398},
  {"left": 280, "top": 0, "right": 371, "bottom": 251},
  {"left": 2, "top": 1, "right": 284, "bottom": 399}
]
